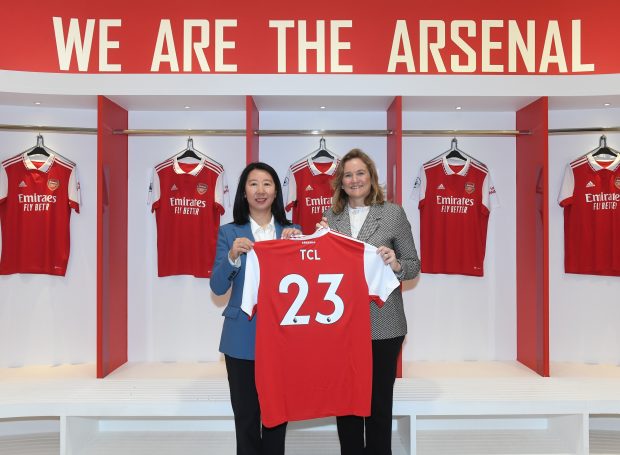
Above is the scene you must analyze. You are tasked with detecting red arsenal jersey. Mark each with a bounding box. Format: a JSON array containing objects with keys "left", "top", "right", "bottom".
[
  {"left": 558, "top": 152, "right": 620, "bottom": 276},
  {"left": 149, "top": 155, "right": 228, "bottom": 277},
  {"left": 0, "top": 152, "right": 80, "bottom": 276},
  {"left": 241, "top": 228, "right": 399, "bottom": 428},
  {"left": 284, "top": 154, "right": 339, "bottom": 234},
  {"left": 414, "top": 153, "right": 498, "bottom": 277}
]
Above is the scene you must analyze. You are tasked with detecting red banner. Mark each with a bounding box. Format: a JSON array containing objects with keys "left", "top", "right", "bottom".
[{"left": 1, "top": 0, "right": 618, "bottom": 75}]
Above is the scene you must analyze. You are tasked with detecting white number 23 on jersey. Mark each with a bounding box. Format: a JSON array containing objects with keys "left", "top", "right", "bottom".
[{"left": 279, "top": 273, "right": 344, "bottom": 326}]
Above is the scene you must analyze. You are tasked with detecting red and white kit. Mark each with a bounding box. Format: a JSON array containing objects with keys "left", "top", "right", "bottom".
[
  {"left": 149, "top": 155, "right": 228, "bottom": 277},
  {"left": 284, "top": 154, "right": 339, "bottom": 234},
  {"left": 558, "top": 152, "right": 620, "bottom": 276},
  {"left": 0, "top": 152, "right": 80, "bottom": 276},
  {"left": 241, "top": 228, "right": 399, "bottom": 428},
  {"left": 414, "top": 152, "right": 498, "bottom": 276}
]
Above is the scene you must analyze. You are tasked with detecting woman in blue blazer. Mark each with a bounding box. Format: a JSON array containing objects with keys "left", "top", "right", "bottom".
[{"left": 210, "top": 162, "right": 301, "bottom": 455}]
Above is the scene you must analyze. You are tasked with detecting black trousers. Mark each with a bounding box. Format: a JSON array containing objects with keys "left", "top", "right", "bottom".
[
  {"left": 336, "top": 336, "right": 405, "bottom": 455},
  {"left": 225, "top": 355, "right": 287, "bottom": 455}
]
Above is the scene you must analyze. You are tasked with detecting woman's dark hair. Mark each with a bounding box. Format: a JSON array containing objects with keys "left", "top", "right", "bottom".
[{"left": 232, "top": 161, "right": 292, "bottom": 226}]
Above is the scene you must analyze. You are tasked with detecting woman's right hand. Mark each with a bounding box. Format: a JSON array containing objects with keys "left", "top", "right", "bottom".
[
  {"left": 228, "top": 237, "right": 254, "bottom": 262},
  {"left": 315, "top": 217, "right": 329, "bottom": 231}
]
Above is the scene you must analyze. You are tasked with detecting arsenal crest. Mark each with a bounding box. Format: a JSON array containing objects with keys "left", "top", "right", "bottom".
[
  {"left": 47, "top": 178, "right": 60, "bottom": 191},
  {"left": 196, "top": 183, "right": 208, "bottom": 195},
  {"left": 464, "top": 182, "right": 475, "bottom": 194},
  {"left": 615, "top": 176, "right": 620, "bottom": 190}
]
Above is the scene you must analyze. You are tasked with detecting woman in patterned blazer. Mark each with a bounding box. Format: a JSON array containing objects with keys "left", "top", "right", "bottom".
[{"left": 321, "top": 149, "right": 421, "bottom": 455}]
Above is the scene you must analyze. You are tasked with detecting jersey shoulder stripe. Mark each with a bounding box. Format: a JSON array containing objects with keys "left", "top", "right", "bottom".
[
  {"left": 155, "top": 159, "right": 174, "bottom": 172},
  {"left": 470, "top": 161, "right": 489, "bottom": 175},
  {"left": 423, "top": 158, "right": 443, "bottom": 171},
  {"left": 203, "top": 160, "right": 225, "bottom": 175},
  {"left": 54, "top": 157, "right": 76, "bottom": 171},
  {"left": 2, "top": 154, "right": 23, "bottom": 167},
  {"left": 54, "top": 153, "right": 76, "bottom": 167},
  {"left": 290, "top": 160, "right": 310, "bottom": 173},
  {"left": 203, "top": 155, "right": 225, "bottom": 172},
  {"left": 469, "top": 157, "right": 488, "bottom": 170},
  {"left": 570, "top": 155, "right": 588, "bottom": 168}
]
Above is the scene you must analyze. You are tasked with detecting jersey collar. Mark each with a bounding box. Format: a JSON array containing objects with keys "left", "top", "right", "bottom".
[
  {"left": 22, "top": 152, "right": 55, "bottom": 173},
  {"left": 442, "top": 153, "right": 471, "bottom": 176},
  {"left": 173, "top": 156, "right": 205, "bottom": 176},
  {"left": 587, "top": 152, "right": 620, "bottom": 172},
  {"left": 306, "top": 157, "right": 339, "bottom": 176}
]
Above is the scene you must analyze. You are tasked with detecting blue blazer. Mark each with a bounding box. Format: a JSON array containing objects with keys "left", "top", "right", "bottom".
[{"left": 210, "top": 221, "right": 298, "bottom": 360}]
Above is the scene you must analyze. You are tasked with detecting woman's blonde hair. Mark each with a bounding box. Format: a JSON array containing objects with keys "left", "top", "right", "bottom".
[{"left": 330, "top": 148, "right": 385, "bottom": 214}]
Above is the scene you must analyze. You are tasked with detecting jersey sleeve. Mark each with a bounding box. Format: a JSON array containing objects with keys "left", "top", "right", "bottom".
[
  {"left": 558, "top": 163, "right": 575, "bottom": 207},
  {"left": 283, "top": 166, "right": 297, "bottom": 212},
  {"left": 68, "top": 166, "right": 81, "bottom": 213},
  {"left": 240, "top": 249, "right": 261, "bottom": 318},
  {"left": 362, "top": 243, "right": 400, "bottom": 306},
  {"left": 148, "top": 168, "right": 161, "bottom": 212},
  {"left": 0, "top": 164, "right": 7, "bottom": 203},
  {"left": 482, "top": 173, "right": 499, "bottom": 212},
  {"left": 214, "top": 169, "right": 229, "bottom": 214},
  {"left": 412, "top": 165, "right": 427, "bottom": 208}
]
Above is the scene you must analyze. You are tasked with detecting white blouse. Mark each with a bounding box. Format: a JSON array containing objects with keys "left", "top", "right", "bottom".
[{"left": 348, "top": 204, "right": 370, "bottom": 238}]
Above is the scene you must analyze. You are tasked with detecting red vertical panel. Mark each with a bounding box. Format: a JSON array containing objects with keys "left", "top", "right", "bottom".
[
  {"left": 387, "top": 96, "right": 404, "bottom": 377},
  {"left": 387, "top": 97, "right": 403, "bottom": 204},
  {"left": 247, "top": 96, "right": 259, "bottom": 163},
  {"left": 97, "top": 96, "right": 128, "bottom": 378},
  {"left": 516, "top": 97, "right": 549, "bottom": 377}
]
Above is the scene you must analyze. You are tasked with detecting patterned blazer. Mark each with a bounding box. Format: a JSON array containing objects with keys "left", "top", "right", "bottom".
[{"left": 324, "top": 202, "right": 420, "bottom": 340}]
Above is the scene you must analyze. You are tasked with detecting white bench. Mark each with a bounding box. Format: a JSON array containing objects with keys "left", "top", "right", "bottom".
[{"left": 2, "top": 361, "right": 620, "bottom": 454}]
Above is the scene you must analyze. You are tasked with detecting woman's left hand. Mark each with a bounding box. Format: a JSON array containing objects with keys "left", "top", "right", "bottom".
[
  {"left": 377, "top": 246, "right": 401, "bottom": 273},
  {"left": 281, "top": 227, "right": 303, "bottom": 239}
]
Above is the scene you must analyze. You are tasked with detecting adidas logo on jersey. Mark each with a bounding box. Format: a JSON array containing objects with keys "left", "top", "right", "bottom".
[
  {"left": 305, "top": 185, "right": 314, "bottom": 191},
  {"left": 586, "top": 181, "right": 595, "bottom": 188},
  {"left": 437, "top": 184, "right": 445, "bottom": 190},
  {"left": 18, "top": 181, "right": 27, "bottom": 188},
  {"left": 171, "top": 184, "right": 178, "bottom": 191}
]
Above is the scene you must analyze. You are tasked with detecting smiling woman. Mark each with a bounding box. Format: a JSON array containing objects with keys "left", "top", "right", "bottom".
[
  {"left": 209, "top": 161, "right": 301, "bottom": 455},
  {"left": 323, "top": 148, "right": 420, "bottom": 455}
]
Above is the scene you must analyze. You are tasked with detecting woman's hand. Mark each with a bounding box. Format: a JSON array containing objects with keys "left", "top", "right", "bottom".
[
  {"left": 377, "top": 246, "right": 401, "bottom": 273},
  {"left": 315, "top": 217, "right": 329, "bottom": 230},
  {"left": 281, "top": 228, "right": 303, "bottom": 239},
  {"left": 229, "top": 237, "right": 254, "bottom": 262}
]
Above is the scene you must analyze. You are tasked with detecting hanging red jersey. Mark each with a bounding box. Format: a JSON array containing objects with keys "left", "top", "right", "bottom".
[
  {"left": 0, "top": 152, "right": 80, "bottom": 276},
  {"left": 284, "top": 153, "right": 339, "bottom": 234},
  {"left": 558, "top": 151, "right": 620, "bottom": 276},
  {"left": 149, "top": 155, "right": 228, "bottom": 277},
  {"left": 414, "top": 152, "right": 498, "bottom": 276},
  {"left": 241, "top": 228, "right": 399, "bottom": 428}
]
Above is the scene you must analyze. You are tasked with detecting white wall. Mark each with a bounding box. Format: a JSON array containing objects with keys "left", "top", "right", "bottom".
[
  {"left": 0, "top": 105, "right": 97, "bottom": 367},
  {"left": 548, "top": 107, "right": 620, "bottom": 364}
]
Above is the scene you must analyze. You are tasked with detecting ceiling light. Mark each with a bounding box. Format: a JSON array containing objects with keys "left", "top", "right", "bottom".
[
  {"left": 184, "top": 105, "right": 191, "bottom": 109},
  {"left": 455, "top": 106, "right": 462, "bottom": 110},
  {"left": 320, "top": 106, "right": 326, "bottom": 110},
  {"left": 34, "top": 102, "right": 41, "bottom": 105},
  {"left": 604, "top": 103, "right": 611, "bottom": 107}
]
